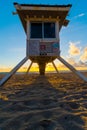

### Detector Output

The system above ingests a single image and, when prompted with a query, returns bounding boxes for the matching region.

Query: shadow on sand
[0,74,86,130]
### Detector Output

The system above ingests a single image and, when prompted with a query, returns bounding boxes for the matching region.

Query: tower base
[38,63,46,75]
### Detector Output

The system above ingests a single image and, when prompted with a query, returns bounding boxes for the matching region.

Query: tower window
[44,23,55,38]
[30,22,55,39]
[31,23,42,38]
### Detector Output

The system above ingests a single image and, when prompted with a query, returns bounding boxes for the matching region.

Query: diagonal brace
[52,61,59,74]
[26,61,33,74]
[0,57,28,86]
[57,56,87,82]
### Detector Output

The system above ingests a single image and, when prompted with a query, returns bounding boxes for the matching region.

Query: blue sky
[0,0,87,71]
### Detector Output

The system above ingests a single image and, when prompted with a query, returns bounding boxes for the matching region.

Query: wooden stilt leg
[26,61,33,74]
[38,63,46,75]
[52,61,59,74]
[0,57,28,86]
[57,56,87,82]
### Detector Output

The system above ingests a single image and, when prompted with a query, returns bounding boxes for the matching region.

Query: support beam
[52,61,59,74]
[26,61,33,74]
[38,63,46,75]
[0,57,28,86]
[57,56,87,82]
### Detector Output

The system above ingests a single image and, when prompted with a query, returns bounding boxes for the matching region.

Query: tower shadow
[0,74,85,130]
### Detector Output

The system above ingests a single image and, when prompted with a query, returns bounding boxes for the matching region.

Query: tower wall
[26,20,60,60]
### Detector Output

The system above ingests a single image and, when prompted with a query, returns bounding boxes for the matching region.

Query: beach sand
[0,72,87,130]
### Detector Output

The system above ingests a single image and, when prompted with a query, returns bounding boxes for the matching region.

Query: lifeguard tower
[0,3,87,86]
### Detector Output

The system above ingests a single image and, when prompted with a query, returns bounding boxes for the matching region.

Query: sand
[0,72,87,130]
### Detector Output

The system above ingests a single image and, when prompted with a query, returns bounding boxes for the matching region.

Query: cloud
[80,47,87,62]
[61,57,87,71]
[68,41,81,56]
[78,60,87,67]
[74,13,85,19]
[67,57,77,65]
[78,13,85,17]
[0,66,11,72]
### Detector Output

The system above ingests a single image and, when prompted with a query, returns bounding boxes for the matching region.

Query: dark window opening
[30,22,55,38]
[30,23,42,38]
[44,23,55,38]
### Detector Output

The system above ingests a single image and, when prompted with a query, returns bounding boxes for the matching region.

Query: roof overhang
[14,3,72,32]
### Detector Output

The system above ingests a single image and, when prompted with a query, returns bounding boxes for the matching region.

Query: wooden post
[56,20,59,41]
[0,57,28,86]
[26,19,30,57]
[26,61,33,74]
[57,56,87,82]
[56,20,60,56]
[52,61,59,74]
[38,62,46,75]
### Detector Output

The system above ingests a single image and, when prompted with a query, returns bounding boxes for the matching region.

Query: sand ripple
[0,73,87,130]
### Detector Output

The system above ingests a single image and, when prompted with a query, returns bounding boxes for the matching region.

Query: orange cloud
[80,47,87,62]
[0,67,11,72]
[68,42,80,56]
[66,57,77,66]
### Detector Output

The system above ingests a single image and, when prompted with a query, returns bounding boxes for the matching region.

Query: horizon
[0,62,87,73]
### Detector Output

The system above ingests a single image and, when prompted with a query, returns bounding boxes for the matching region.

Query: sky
[0,0,87,72]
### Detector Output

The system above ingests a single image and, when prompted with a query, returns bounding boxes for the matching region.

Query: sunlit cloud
[78,60,87,67]
[80,47,87,62]
[0,67,11,72]
[66,57,77,66]
[63,41,87,71]
[68,41,81,56]
[61,57,87,71]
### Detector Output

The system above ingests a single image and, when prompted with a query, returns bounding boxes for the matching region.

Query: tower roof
[14,3,72,32]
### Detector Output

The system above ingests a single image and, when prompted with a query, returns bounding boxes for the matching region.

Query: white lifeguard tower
[0,3,87,86]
